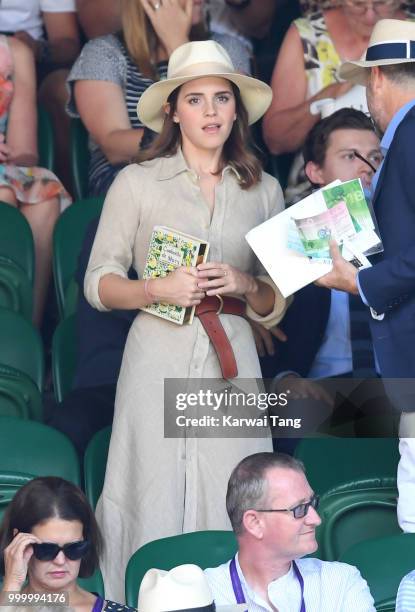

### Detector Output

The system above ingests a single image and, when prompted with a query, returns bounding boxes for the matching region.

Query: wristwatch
[225,0,251,10]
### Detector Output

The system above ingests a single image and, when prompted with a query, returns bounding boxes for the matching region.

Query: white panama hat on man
[137,40,272,132]
[137,564,245,612]
[340,18,415,85]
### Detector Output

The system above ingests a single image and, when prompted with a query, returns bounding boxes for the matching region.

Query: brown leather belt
[195,295,245,379]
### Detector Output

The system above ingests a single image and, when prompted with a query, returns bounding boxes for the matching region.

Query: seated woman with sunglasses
[0,477,135,611]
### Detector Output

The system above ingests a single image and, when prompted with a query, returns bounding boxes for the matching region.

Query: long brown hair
[137,82,263,189]
[121,0,208,80]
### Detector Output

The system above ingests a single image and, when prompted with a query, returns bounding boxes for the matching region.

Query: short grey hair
[379,62,415,85]
[226,453,305,536]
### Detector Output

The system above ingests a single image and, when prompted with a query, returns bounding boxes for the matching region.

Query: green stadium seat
[38,105,55,171]
[316,477,400,561]
[84,426,111,509]
[0,471,34,522]
[0,416,81,486]
[0,364,43,420]
[125,531,237,607]
[70,118,90,201]
[0,201,34,319]
[52,315,77,403]
[0,257,33,320]
[0,308,44,391]
[294,437,399,495]
[340,533,415,611]
[53,197,104,319]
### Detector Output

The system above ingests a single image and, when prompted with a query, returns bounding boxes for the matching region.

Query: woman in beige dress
[84,40,288,601]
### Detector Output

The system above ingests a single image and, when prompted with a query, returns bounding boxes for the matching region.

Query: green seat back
[0,257,33,320]
[70,118,90,201]
[340,533,415,611]
[316,477,400,561]
[0,202,34,283]
[38,105,54,171]
[78,570,105,597]
[84,426,111,509]
[0,416,80,485]
[125,531,237,607]
[295,437,400,495]
[0,308,44,391]
[53,197,104,319]
[0,364,43,421]
[52,315,77,403]
[0,471,34,522]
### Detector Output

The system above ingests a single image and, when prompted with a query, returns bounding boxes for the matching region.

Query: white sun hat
[137,564,246,612]
[137,40,272,132]
[340,18,415,85]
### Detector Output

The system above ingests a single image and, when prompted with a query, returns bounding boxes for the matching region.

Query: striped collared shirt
[205,554,375,612]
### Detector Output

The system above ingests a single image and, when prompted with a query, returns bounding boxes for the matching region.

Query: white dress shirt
[205,554,375,612]
[396,569,415,612]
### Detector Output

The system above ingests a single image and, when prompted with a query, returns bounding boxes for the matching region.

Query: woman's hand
[197,262,257,297]
[151,266,205,307]
[140,0,193,55]
[2,532,41,591]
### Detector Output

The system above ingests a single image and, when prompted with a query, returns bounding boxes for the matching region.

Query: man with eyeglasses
[205,452,375,611]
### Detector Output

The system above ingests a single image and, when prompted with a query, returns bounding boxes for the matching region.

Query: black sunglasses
[255,494,320,519]
[32,540,90,561]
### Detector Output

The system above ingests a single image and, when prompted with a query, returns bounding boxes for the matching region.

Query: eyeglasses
[255,494,320,519]
[344,0,399,16]
[32,540,90,561]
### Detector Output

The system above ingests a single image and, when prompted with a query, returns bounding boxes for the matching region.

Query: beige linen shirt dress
[84,149,288,602]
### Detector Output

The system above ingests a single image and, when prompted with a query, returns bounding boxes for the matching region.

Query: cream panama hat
[340,19,415,85]
[137,40,272,132]
[137,564,246,612]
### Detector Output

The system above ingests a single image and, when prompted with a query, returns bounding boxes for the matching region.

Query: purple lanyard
[229,556,306,612]
[92,596,104,612]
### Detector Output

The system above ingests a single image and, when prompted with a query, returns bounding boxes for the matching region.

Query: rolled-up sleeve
[84,165,140,311]
[246,275,293,329]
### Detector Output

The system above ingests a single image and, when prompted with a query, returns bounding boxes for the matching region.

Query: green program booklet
[291,178,382,264]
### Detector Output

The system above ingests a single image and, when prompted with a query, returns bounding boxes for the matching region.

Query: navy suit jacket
[359,105,415,378]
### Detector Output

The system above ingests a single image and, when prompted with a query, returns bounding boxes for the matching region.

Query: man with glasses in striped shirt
[205,452,375,611]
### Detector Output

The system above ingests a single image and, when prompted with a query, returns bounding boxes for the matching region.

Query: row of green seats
[0,418,405,610]
[0,107,54,320]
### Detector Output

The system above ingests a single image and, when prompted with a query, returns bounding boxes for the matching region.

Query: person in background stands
[0,0,80,192]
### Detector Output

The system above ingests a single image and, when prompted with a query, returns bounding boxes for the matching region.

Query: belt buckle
[216,295,224,315]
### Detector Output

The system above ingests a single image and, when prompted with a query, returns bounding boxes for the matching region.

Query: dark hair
[226,452,305,536]
[303,108,376,167]
[0,477,102,578]
[379,62,415,83]
[136,82,263,190]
